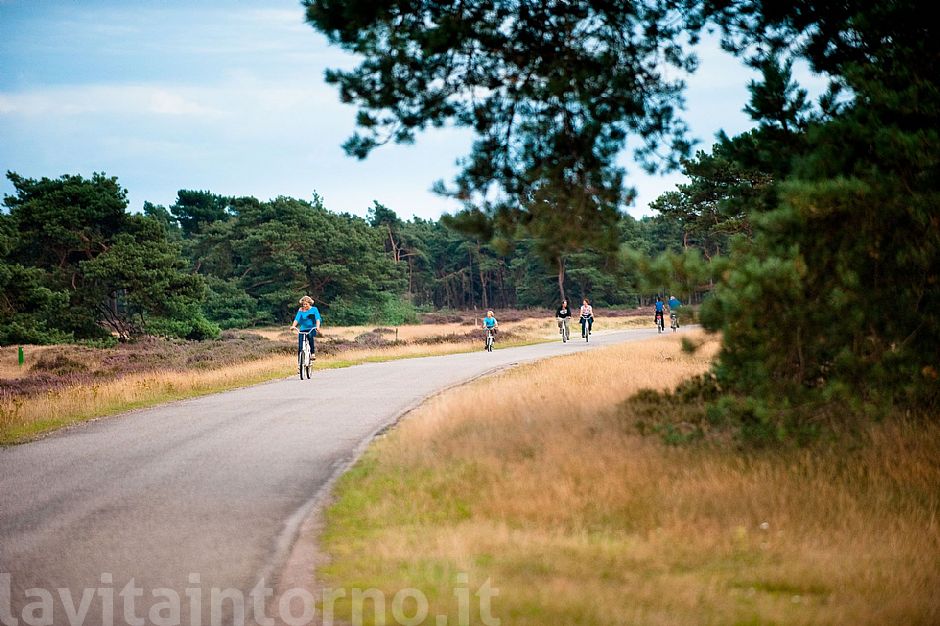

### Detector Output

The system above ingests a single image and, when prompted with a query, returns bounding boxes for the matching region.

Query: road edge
[260,327,672,624]
[258,361,521,625]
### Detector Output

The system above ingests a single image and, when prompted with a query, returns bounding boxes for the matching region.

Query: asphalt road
[0,327,661,625]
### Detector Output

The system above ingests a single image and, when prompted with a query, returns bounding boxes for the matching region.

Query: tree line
[0,173,710,345]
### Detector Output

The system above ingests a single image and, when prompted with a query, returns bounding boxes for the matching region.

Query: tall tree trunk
[467,250,475,310]
[407,257,414,296]
[557,256,567,303]
[477,243,488,310]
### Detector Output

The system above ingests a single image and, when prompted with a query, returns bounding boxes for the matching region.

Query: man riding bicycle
[668,295,681,329]
[290,295,321,357]
[556,299,572,339]
[654,296,665,331]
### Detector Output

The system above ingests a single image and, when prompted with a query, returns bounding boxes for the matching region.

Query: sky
[0,0,826,220]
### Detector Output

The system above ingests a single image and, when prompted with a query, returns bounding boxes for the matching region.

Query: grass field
[318,331,940,625]
[0,310,652,445]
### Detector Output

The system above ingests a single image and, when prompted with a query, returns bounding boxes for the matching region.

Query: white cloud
[0,84,227,118]
[0,76,348,122]
[147,89,220,116]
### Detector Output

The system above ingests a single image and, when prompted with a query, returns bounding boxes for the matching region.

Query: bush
[327,293,419,326]
[30,353,89,375]
[375,294,419,325]
[202,276,266,329]
[326,296,372,326]
[145,313,221,341]
[0,320,73,346]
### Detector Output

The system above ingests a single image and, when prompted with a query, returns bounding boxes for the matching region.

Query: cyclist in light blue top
[482,310,498,348]
[482,310,498,331]
[290,295,321,357]
[668,295,681,328]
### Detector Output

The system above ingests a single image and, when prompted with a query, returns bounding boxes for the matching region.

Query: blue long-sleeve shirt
[293,307,321,331]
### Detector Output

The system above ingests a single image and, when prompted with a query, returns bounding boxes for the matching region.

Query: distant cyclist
[579,298,594,338]
[668,295,682,328]
[556,299,572,336]
[654,296,665,331]
[290,295,321,358]
[482,310,499,349]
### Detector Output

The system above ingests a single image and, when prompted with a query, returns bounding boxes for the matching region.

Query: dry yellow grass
[247,314,652,343]
[0,345,57,379]
[247,322,477,342]
[320,332,940,625]
[0,355,294,444]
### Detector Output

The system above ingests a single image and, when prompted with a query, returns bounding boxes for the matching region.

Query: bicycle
[557,317,570,343]
[670,312,679,332]
[296,329,315,379]
[580,316,592,342]
[655,311,665,334]
[484,327,496,352]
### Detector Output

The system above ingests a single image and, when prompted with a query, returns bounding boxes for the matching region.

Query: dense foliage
[306,0,939,436]
[1,173,693,343]
[696,0,940,431]
[0,173,214,344]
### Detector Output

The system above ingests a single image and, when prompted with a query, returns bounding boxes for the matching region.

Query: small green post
[18,346,24,366]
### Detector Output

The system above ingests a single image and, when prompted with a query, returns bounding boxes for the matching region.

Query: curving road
[0,328,661,625]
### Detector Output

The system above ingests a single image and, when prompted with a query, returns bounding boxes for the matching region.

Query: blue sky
[0,0,825,220]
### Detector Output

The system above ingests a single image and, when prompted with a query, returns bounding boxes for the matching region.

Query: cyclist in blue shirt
[290,295,321,357]
[654,296,665,328]
[668,295,681,328]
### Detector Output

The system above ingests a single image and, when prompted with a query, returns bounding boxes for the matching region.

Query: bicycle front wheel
[300,337,312,379]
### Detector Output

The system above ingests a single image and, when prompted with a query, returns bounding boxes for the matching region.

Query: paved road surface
[0,328,662,625]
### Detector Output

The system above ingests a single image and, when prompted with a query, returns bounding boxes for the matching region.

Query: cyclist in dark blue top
[654,296,665,327]
[290,295,321,356]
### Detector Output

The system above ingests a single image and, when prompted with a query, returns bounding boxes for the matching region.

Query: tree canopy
[304,0,703,248]
[1,172,215,342]
[306,0,940,435]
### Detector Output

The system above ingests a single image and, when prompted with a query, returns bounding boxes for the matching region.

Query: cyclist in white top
[579,298,594,338]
